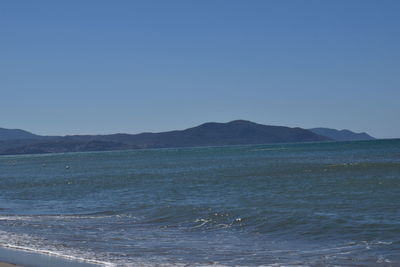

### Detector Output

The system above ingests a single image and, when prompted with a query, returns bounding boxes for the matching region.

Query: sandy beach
[0,262,22,267]
[0,246,100,267]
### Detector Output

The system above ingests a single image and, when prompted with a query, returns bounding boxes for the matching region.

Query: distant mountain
[0,120,331,155]
[309,128,375,141]
[0,128,41,141]
[96,120,331,148]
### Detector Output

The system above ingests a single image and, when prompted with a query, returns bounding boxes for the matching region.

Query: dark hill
[0,128,41,141]
[67,120,331,148]
[0,120,332,155]
[309,128,375,141]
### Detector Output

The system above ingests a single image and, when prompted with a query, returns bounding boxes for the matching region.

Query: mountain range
[0,120,375,155]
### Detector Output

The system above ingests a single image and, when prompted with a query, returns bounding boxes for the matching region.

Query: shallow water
[0,139,399,266]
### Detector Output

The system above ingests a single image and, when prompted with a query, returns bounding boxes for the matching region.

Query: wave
[0,229,237,267]
[250,148,288,152]
[0,230,114,266]
[0,210,143,222]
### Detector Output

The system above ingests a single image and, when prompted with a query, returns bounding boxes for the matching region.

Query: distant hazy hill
[309,128,375,141]
[0,128,41,141]
[0,120,331,155]
[95,120,331,148]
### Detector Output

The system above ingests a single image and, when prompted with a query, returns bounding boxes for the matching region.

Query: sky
[1,0,399,138]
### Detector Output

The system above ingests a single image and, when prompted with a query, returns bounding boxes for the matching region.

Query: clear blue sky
[1,0,399,138]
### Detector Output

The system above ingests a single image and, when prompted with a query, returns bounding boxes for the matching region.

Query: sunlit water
[1,139,399,266]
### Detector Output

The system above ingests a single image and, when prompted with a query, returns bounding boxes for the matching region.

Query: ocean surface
[0,139,399,266]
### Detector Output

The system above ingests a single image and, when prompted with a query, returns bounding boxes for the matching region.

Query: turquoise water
[0,139,399,266]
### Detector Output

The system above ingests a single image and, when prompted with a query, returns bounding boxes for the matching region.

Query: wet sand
[0,247,100,267]
[0,262,22,267]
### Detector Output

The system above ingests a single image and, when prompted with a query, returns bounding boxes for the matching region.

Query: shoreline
[0,247,102,267]
[0,262,22,267]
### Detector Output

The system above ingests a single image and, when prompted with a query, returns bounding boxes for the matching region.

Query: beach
[0,262,21,267]
[0,247,100,267]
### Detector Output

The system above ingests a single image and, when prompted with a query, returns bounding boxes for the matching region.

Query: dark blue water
[0,140,399,266]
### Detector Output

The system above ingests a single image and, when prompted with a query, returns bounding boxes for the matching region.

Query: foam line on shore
[0,244,114,267]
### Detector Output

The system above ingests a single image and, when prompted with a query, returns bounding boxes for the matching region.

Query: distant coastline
[0,120,374,156]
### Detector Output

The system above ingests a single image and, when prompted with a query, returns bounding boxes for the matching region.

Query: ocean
[0,139,399,266]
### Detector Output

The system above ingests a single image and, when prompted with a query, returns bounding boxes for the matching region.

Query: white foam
[0,230,114,266]
[1,244,115,266]
[0,213,138,222]
[0,230,234,267]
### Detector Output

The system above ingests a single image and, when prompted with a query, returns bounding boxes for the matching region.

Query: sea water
[0,139,399,266]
